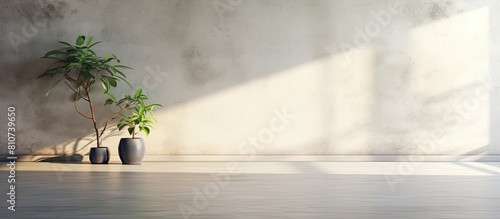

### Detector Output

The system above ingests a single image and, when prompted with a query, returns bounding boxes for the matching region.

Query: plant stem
[86,87,101,147]
[98,105,133,139]
[75,99,92,119]
[64,81,90,101]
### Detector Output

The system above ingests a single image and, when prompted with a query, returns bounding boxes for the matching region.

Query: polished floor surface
[1,161,500,218]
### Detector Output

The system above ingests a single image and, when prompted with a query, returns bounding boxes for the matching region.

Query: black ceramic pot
[89,147,110,164]
[118,138,145,165]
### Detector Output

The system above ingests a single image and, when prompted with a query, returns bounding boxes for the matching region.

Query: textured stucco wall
[1,0,500,156]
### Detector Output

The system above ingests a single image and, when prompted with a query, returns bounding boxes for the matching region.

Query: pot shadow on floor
[37,154,84,163]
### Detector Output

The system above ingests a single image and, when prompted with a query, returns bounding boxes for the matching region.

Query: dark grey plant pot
[118,138,145,165]
[89,147,110,164]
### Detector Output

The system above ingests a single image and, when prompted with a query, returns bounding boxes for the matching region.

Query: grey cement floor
[1,162,500,218]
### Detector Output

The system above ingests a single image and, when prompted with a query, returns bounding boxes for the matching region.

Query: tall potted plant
[109,89,161,165]
[38,35,134,164]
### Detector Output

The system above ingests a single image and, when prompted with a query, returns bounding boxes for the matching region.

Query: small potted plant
[109,89,161,165]
[38,35,134,164]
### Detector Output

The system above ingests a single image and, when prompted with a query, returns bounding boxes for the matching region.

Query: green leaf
[37,67,62,79]
[43,49,67,57]
[75,49,85,56]
[112,54,120,63]
[81,71,91,82]
[117,122,127,131]
[45,79,62,97]
[58,41,73,47]
[145,115,157,123]
[102,76,117,87]
[75,85,82,101]
[68,63,82,69]
[114,65,133,70]
[142,127,150,136]
[127,127,135,135]
[76,36,85,46]
[117,97,128,105]
[149,103,163,110]
[104,68,115,77]
[100,78,110,93]
[104,99,114,105]
[115,75,132,88]
[106,92,116,101]
[115,70,126,78]
[134,89,143,99]
[108,65,118,74]
[66,47,77,52]
[40,56,66,62]
[104,51,109,59]
[109,78,117,87]
[85,36,93,47]
[88,41,101,48]
[87,49,96,55]
[81,62,92,70]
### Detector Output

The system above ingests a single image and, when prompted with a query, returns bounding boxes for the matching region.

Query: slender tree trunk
[86,88,101,147]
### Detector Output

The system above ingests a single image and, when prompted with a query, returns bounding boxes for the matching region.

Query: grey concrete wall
[1,0,500,157]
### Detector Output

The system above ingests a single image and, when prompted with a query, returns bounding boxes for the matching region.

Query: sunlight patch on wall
[324,46,375,154]
[151,46,375,155]
[408,7,490,154]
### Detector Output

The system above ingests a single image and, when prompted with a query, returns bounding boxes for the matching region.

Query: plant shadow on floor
[37,154,84,163]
